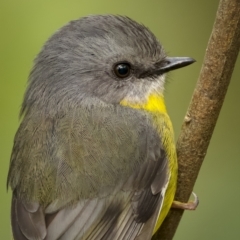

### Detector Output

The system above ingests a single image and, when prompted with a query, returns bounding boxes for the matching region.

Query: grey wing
[8,103,169,240]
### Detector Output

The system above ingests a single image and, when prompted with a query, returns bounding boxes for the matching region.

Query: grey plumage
[21,15,166,114]
[8,15,171,240]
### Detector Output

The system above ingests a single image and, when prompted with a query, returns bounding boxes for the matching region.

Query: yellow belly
[120,93,178,233]
[149,109,178,233]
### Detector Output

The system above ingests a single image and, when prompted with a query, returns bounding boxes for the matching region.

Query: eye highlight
[114,63,131,78]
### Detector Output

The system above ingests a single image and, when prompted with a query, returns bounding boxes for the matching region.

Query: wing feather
[12,194,47,240]
[9,103,170,240]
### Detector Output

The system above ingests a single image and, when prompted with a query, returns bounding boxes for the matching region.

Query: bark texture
[153,0,240,239]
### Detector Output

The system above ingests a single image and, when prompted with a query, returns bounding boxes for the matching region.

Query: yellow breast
[120,93,178,233]
[120,94,167,113]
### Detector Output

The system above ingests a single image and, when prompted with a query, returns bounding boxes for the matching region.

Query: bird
[7,15,196,240]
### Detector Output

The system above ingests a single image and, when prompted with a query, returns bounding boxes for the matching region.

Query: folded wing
[8,102,169,240]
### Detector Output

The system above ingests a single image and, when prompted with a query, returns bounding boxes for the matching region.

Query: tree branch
[153,0,240,239]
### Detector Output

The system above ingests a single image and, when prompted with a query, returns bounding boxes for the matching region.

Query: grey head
[21,15,194,115]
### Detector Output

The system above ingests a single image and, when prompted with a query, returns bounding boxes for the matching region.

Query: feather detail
[12,194,46,240]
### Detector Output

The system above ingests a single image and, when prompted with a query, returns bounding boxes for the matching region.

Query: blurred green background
[0,0,239,239]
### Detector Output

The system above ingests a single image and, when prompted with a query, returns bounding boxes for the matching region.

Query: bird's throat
[120,93,167,114]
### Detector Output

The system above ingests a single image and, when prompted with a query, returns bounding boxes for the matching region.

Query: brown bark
[153,0,240,239]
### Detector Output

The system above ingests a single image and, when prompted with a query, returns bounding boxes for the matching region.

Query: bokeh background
[0,0,239,239]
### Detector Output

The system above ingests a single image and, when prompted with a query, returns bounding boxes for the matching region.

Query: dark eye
[114,63,131,78]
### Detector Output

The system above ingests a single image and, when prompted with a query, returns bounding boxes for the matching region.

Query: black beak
[155,57,195,75]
